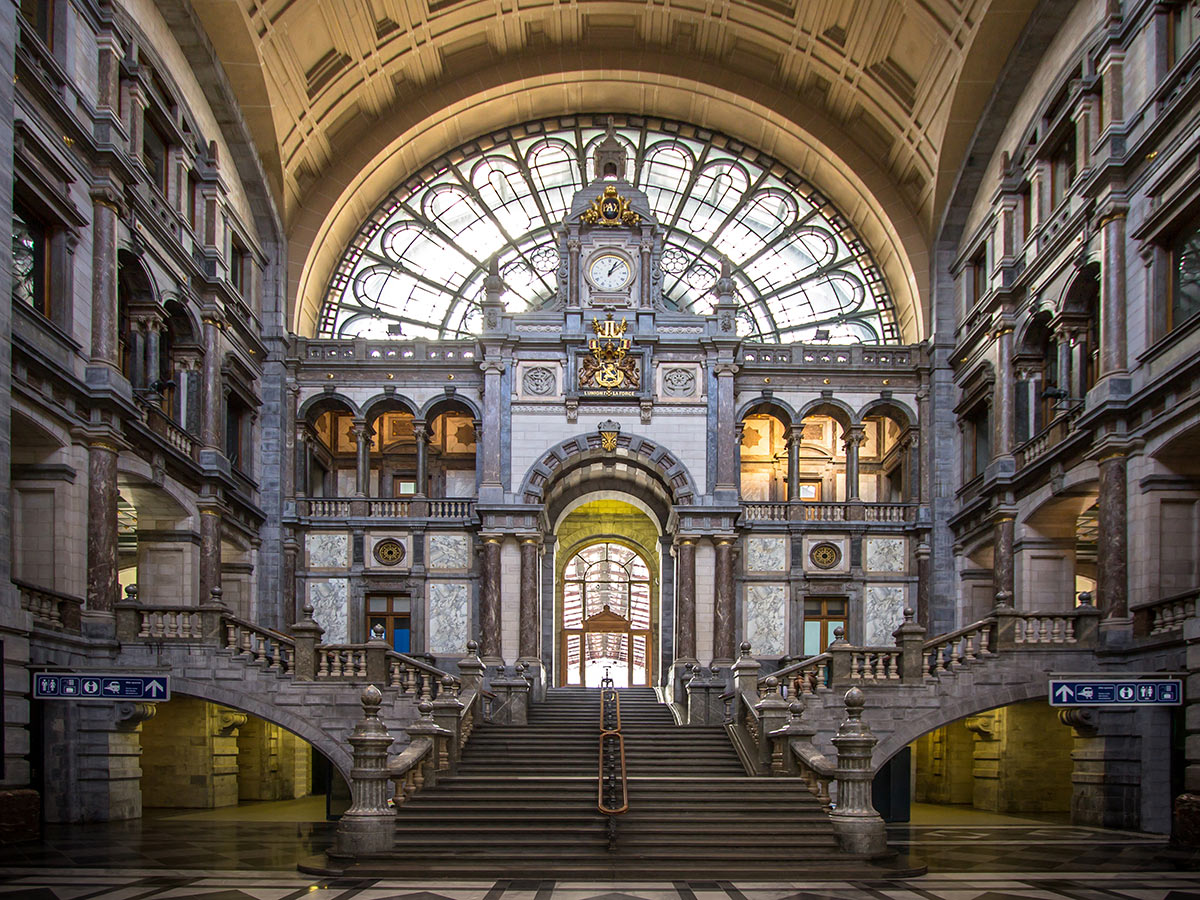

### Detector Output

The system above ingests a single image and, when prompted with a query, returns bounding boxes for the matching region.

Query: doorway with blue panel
[367,593,411,653]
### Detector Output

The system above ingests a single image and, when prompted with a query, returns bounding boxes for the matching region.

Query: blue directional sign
[34,673,170,701]
[1049,678,1181,707]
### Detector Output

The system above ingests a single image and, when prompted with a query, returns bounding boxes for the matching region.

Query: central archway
[554,499,661,688]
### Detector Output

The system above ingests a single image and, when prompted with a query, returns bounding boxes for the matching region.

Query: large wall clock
[587,253,633,292]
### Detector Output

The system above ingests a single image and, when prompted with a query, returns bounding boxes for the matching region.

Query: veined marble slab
[429,582,470,654]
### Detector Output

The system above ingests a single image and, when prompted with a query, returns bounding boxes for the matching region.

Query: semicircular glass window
[321,116,897,344]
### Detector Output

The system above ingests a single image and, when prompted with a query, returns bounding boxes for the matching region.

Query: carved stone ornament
[809,542,842,570]
[662,367,696,397]
[598,419,621,452]
[580,184,641,227]
[373,538,406,566]
[522,366,555,396]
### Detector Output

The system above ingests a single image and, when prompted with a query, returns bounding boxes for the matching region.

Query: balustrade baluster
[964,633,977,662]
[318,651,330,678]
[420,672,433,701]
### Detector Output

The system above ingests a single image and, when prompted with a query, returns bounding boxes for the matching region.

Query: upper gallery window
[143,118,170,195]
[1172,221,1200,330]
[321,116,898,344]
[1171,1,1200,67]
[18,0,52,48]
[13,204,50,318]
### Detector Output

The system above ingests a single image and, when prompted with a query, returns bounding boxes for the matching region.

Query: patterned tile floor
[1,812,1198,900]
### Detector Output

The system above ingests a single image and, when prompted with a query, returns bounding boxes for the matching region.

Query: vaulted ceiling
[188,0,1040,337]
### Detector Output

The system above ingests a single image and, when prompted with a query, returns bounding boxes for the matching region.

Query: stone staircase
[344,686,912,879]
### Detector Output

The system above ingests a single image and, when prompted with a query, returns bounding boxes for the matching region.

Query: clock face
[588,254,632,291]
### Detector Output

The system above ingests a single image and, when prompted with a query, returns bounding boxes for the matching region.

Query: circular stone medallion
[809,542,841,570]
[373,538,406,566]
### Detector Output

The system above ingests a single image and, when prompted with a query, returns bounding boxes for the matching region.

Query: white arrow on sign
[146,680,165,698]
[1054,684,1074,702]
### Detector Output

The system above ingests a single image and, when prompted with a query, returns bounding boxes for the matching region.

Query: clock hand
[607,261,621,277]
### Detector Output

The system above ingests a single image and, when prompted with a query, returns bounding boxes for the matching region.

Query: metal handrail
[598,687,628,848]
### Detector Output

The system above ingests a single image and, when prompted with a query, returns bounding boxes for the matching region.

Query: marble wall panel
[308,579,348,643]
[864,585,905,646]
[745,536,787,573]
[745,583,787,656]
[428,582,470,654]
[428,534,470,570]
[306,533,348,569]
[865,538,906,573]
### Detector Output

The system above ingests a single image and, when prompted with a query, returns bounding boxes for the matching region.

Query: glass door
[367,594,411,653]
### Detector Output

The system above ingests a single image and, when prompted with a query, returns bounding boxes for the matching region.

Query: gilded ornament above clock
[580,184,641,227]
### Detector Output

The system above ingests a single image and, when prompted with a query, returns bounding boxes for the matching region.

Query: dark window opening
[1171,222,1200,331]
[19,0,52,48]
[143,119,170,195]
[13,204,49,318]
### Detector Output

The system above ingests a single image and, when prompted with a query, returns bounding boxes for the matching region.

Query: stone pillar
[1099,209,1128,377]
[713,537,735,663]
[284,385,299,499]
[352,422,370,497]
[844,424,865,501]
[479,361,504,502]
[1097,450,1129,624]
[129,321,146,389]
[1061,708,1142,830]
[413,419,428,497]
[90,188,122,369]
[145,319,163,390]
[201,313,223,450]
[992,515,1015,605]
[480,535,503,662]
[917,385,932,504]
[830,688,888,855]
[713,363,739,501]
[518,537,540,661]
[198,501,222,606]
[335,685,395,855]
[786,425,801,500]
[675,537,697,663]
[1056,327,1073,400]
[915,541,932,631]
[86,440,120,616]
[993,323,1015,458]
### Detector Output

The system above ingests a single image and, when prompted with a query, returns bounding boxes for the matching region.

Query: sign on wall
[1048,678,1181,707]
[33,672,170,701]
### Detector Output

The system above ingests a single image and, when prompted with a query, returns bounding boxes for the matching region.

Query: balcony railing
[299,497,477,520]
[1014,407,1082,470]
[1134,588,1198,638]
[15,579,83,632]
[740,501,917,523]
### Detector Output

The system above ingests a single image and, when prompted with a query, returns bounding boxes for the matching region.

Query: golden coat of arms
[580,185,641,227]
[579,314,640,391]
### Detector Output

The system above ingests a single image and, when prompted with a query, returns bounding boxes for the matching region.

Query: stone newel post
[335,685,396,854]
[829,687,888,856]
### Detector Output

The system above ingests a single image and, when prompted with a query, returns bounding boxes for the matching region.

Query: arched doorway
[560,541,653,687]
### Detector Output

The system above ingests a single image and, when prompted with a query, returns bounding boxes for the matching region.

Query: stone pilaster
[992,515,1015,606]
[843,424,865,501]
[86,440,120,617]
[675,537,697,663]
[1061,708,1142,830]
[413,419,428,496]
[198,501,222,605]
[480,535,503,662]
[1099,208,1128,378]
[201,311,223,450]
[713,363,739,501]
[352,421,370,497]
[993,322,1015,458]
[1097,450,1129,624]
[786,425,801,500]
[518,536,540,661]
[713,537,735,663]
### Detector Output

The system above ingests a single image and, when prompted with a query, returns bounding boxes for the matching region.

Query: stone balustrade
[299,496,476,521]
[1134,589,1198,638]
[15,579,84,632]
[1014,407,1083,469]
[738,344,916,368]
[142,404,198,461]
[740,501,918,524]
[299,337,478,363]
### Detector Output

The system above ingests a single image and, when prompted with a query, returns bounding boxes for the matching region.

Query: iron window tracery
[321,116,898,344]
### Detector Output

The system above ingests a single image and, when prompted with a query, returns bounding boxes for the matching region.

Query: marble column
[714,363,739,500]
[352,422,370,497]
[413,420,428,497]
[1099,210,1128,377]
[284,386,299,499]
[675,537,697,662]
[992,515,1015,605]
[567,236,581,307]
[480,536,503,661]
[198,502,222,604]
[479,361,504,502]
[90,189,121,368]
[994,324,1015,457]
[713,538,735,662]
[201,313,222,450]
[518,537,540,660]
[917,387,931,504]
[86,441,120,614]
[1097,451,1128,620]
[915,541,932,630]
[145,319,163,389]
[786,426,801,500]
[129,322,146,389]
[1056,328,1073,400]
[844,424,865,501]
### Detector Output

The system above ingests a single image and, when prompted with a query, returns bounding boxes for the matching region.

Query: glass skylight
[321,116,898,344]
